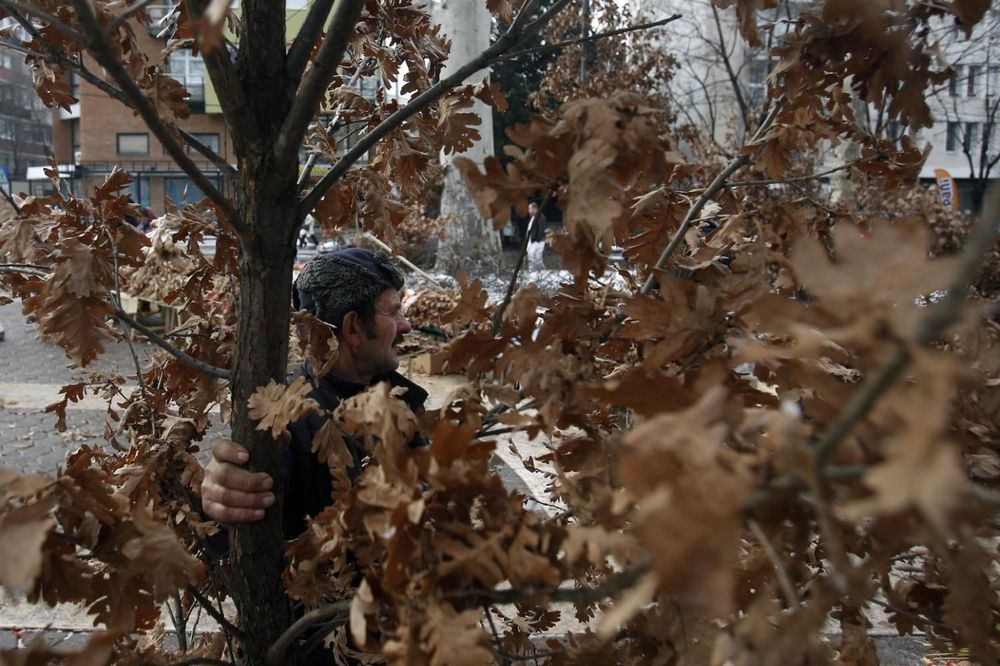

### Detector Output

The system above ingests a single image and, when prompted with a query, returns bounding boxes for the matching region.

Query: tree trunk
[229,169,299,665]
[430,0,500,274]
[435,163,503,274]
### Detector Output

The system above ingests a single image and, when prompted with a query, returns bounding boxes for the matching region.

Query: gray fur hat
[293,248,404,327]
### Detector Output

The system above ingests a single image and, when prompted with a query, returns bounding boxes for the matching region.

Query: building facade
[48,5,232,211]
[0,41,53,192]
[633,0,999,211]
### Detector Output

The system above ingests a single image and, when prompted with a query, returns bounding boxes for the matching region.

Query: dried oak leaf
[248,376,322,438]
[442,272,491,326]
[121,508,206,599]
[565,138,621,244]
[436,93,482,156]
[0,499,55,595]
[419,601,493,666]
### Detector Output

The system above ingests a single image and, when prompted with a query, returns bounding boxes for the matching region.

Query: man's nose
[397,316,412,334]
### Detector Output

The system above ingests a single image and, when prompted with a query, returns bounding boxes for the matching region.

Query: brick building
[49,6,232,211]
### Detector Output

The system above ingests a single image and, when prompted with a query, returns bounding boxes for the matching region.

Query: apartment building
[0,41,53,191]
[633,0,999,211]
[47,4,232,211]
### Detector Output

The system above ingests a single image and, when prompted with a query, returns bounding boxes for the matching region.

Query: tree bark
[229,164,299,665]
[429,0,500,275]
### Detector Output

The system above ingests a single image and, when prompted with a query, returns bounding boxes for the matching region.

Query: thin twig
[361,232,446,290]
[142,657,232,666]
[188,585,246,640]
[0,263,49,277]
[267,600,350,665]
[748,519,798,608]
[496,14,683,63]
[0,181,22,214]
[0,0,87,43]
[115,307,231,380]
[179,129,237,178]
[172,593,189,652]
[492,193,551,334]
[639,101,782,295]
[448,558,651,607]
[483,605,512,666]
[813,184,1000,471]
[726,162,857,188]
[103,224,156,438]
[107,0,158,32]
[300,0,576,217]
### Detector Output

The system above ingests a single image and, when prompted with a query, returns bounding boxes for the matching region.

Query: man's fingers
[211,438,250,465]
[202,481,275,511]
[202,498,266,524]
[209,461,273,493]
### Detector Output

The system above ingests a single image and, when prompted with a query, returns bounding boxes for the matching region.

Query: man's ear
[340,311,363,347]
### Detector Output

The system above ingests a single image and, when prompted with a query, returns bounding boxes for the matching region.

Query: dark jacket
[283,367,428,539]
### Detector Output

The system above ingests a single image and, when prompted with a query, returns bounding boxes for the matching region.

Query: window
[946,122,960,151]
[117,133,149,155]
[165,175,221,205]
[166,49,206,111]
[968,65,981,97]
[0,121,14,140]
[950,65,963,97]
[964,122,979,152]
[749,58,771,86]
[0,54,12,69]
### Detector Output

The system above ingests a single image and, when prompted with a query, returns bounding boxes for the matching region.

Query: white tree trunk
[429,0,500,274]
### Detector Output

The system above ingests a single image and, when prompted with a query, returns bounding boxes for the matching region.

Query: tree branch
[813,184,1000,471]
[114,307,231,380]
[267,600,349,665]
[748,519,798,608]
[69,0,239,226]
[286,0,336,84]
[710,2,750,133]
[0,181,22,214]
[0,0,86,44]
[639,101,781,295]
[492,192,552,334]
[274,0,365,170]
[184,0,256,159]
[726,162,856,188]
[0,263,49,277]
[187,585,246,640]
[299,0,576,218]
[452,558,651,607]
[179,128,237,178]
[107,0,158,33]
[495,14,682,64]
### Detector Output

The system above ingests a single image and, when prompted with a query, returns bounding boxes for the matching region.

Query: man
[526,200,546,243]
[201,248,427,535]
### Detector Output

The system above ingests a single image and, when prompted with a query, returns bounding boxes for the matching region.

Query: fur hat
[293,248,404,327]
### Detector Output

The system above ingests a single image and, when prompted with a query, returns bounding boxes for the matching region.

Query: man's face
[356,288,411,378]
[528,203,539,217]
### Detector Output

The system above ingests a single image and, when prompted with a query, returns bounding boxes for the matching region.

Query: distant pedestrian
[525,200,546,243]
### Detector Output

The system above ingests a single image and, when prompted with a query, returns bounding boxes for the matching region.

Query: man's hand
[201,439,275,523]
